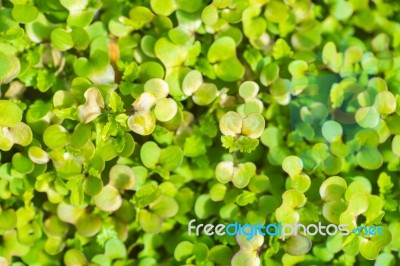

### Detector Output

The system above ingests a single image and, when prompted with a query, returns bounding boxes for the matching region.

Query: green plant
[0,0,400,265]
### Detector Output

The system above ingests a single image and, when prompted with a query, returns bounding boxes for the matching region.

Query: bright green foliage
[0,0,399,265]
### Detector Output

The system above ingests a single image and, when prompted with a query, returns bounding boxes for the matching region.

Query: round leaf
[0,100,22,127]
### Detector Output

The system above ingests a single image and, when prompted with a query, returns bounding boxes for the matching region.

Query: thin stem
[232,150,238,165]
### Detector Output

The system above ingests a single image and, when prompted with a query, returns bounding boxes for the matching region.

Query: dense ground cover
[0,0,400,265]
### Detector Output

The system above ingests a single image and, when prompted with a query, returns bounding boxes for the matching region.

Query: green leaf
[150,195,178,218]
[359,239,380,260]
[322,200,347,224]
[12,153,34,174]
[374,91,396,115]
[0,100,22,127]
[193,83,218,106]
[221,135,260,153]
[60,0,88,10]
[214,57,245,82]
[11,4,39,23]
[0,52,10,79]
[154,98,178,122]
[28,146,49,164]
[140,141,162,169]
[322,120,343,143]
[193,242,209,262]
[0,209,17,230]
[232,162,256,188]
[51,28,74,51]
[71,27,90,50]
[43,125,69,149]
[202,5,219,26]
[239,81,259,100]
[248,174,269,193]
[284,235,312,256]
[357,146,383,170]
[128,111,156,136]
[93,184,122,212]
[346,192,369,216]
[236,190,256,206]
[355,106,380,128]
[70,123,91,149]
[320,176,347,202]
[210,183,227,201]
[241,113,265,138]
[67,176,85,207]
[129,6,154,28]
[183,135,207,157]
[109,165,136,190]
[134,184,162,208]
[208,246,233,265]
[260,63,279,86]
[64,249,87,266]
[76,213,101,237]
[377,172,393,194]
[150,0,176,16]
[231,249,260,266]
[174,241,194,261]
[138,209,162,233]
[282,189,306,208]
[182,70,203,96]
[159,145,183,171]
[331,0,353,21]
[208,37,236,63]
[220,111,242,136]
[216,161,234,183]
[155,38,187,67]
[282,156,303,177]
[105,238,127,259]
[322,42,342,72]
[83,176,103,196]
[273,38,293,60]
[144,78,169,100]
